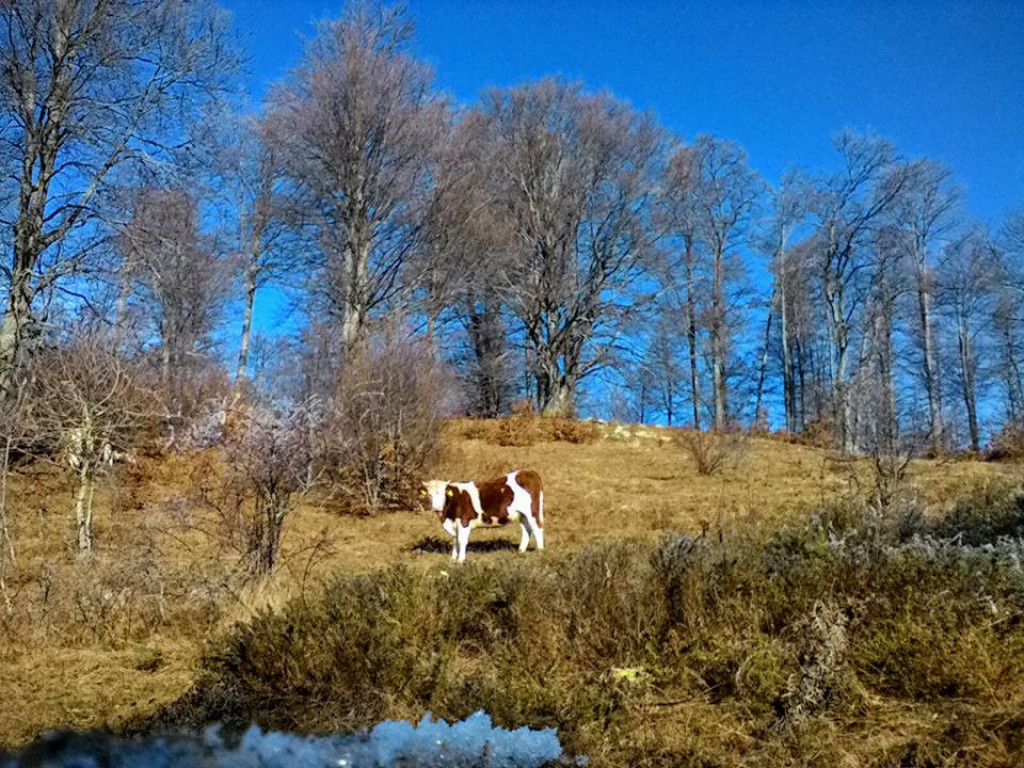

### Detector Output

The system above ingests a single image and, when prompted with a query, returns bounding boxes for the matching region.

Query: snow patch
[2,711,580,768]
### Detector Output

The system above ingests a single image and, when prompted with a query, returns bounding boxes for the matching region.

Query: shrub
[463,404,599,447]
[541,414,600,444]
[801,418,838,449]
[321,336,452,513]
[776,601,852,728]
[221,401,314,576]
[985,422,1024,462]
[675,429,747,476]
[494,406,540,447]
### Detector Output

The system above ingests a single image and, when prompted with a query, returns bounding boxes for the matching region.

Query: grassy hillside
[0,420,1020,763]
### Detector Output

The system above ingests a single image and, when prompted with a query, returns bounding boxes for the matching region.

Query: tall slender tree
[939,232,996,451]
[660,145,706,428]
[892,159,960,453]
[811,132,907,452]
[689,135,762,430]
[265,2,447,353]
[765,172,808,432]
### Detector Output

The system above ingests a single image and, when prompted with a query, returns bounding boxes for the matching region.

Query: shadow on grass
[409,535,520,555]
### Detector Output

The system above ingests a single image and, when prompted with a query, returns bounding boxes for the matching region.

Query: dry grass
[0,418,1019,752]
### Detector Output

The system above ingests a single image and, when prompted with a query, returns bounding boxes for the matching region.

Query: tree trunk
[236,260,258,385]
[638,376,646,424]
[916,270,944,453]
[341,197,370,353]
[711,244,727,430]
[827,307,847,449]
[536,346,575,416]
[160,321,172,392]
[541,375,575,417]
[795,337,806,431]
[754,289,775,427]
[957,314,980,452]
[836,325,853,453]
[683,240,702,430]
[0,434,14,612]
[341,266,365,353]
[112,268,134,351]
[779,246,795,432]
[1001,322,1024,423]
[466,295,507,417]
[0,270,34,402]
[874,305,899,454]
[0,113,58,403]
[827,282,854,451]
[75,463,95,553]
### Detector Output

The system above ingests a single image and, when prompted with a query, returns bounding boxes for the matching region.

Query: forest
[3,0,1022,464]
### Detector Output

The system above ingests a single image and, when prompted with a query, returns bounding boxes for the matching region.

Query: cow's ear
[446,486,454,498]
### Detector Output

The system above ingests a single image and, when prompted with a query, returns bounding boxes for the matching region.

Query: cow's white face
[422,479,449,513]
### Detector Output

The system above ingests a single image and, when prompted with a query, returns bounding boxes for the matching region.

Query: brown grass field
[1,419,1022,764]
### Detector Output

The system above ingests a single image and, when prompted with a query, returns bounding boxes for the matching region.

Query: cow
[421,470,544,563]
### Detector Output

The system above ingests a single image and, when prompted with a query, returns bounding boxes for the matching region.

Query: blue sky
[223,0,1023,227]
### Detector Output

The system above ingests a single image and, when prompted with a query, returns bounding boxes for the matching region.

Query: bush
[456,404,600,448]
[320,336,452,513]
[675,429,747,475]
[985,422,1024,462]
[494,406,540,446]
[220,401,314,576]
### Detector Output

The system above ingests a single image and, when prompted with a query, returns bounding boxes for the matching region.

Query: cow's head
[421,479,450,514]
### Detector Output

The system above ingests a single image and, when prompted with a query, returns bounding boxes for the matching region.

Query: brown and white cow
[422,470,544,563]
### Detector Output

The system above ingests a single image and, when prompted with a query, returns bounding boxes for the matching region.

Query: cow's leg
[518,511,543,552]
[519,521,531,553]
[532,518,544,551]
[456,523,471,563]
[450,532,459,561]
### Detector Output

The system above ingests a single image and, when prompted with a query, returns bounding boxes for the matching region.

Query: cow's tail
[537,489,544,528]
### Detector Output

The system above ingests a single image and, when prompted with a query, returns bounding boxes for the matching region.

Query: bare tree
[421,111,515,416]
[0,0,234,401]
[811,132,907,452]
[765,172,809,432]
[221,400,313,576]
[29,332,156,553]
[265,1,447,353]
[1001,208,1024,261]
[858,226,910,454]
[323,331,451,512]
[992,211,1024,423]
[0,376,27,610]
[224,118,293,390]
[120,188,228,417]
[477,78,664,415]
[688,135,762,429]
[891,159,960,453]
[938,231,997,451]
[645,305,687,425]
[660,144,705,428]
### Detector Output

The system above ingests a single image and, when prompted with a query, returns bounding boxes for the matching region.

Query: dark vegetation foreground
[145,483,1024,767]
